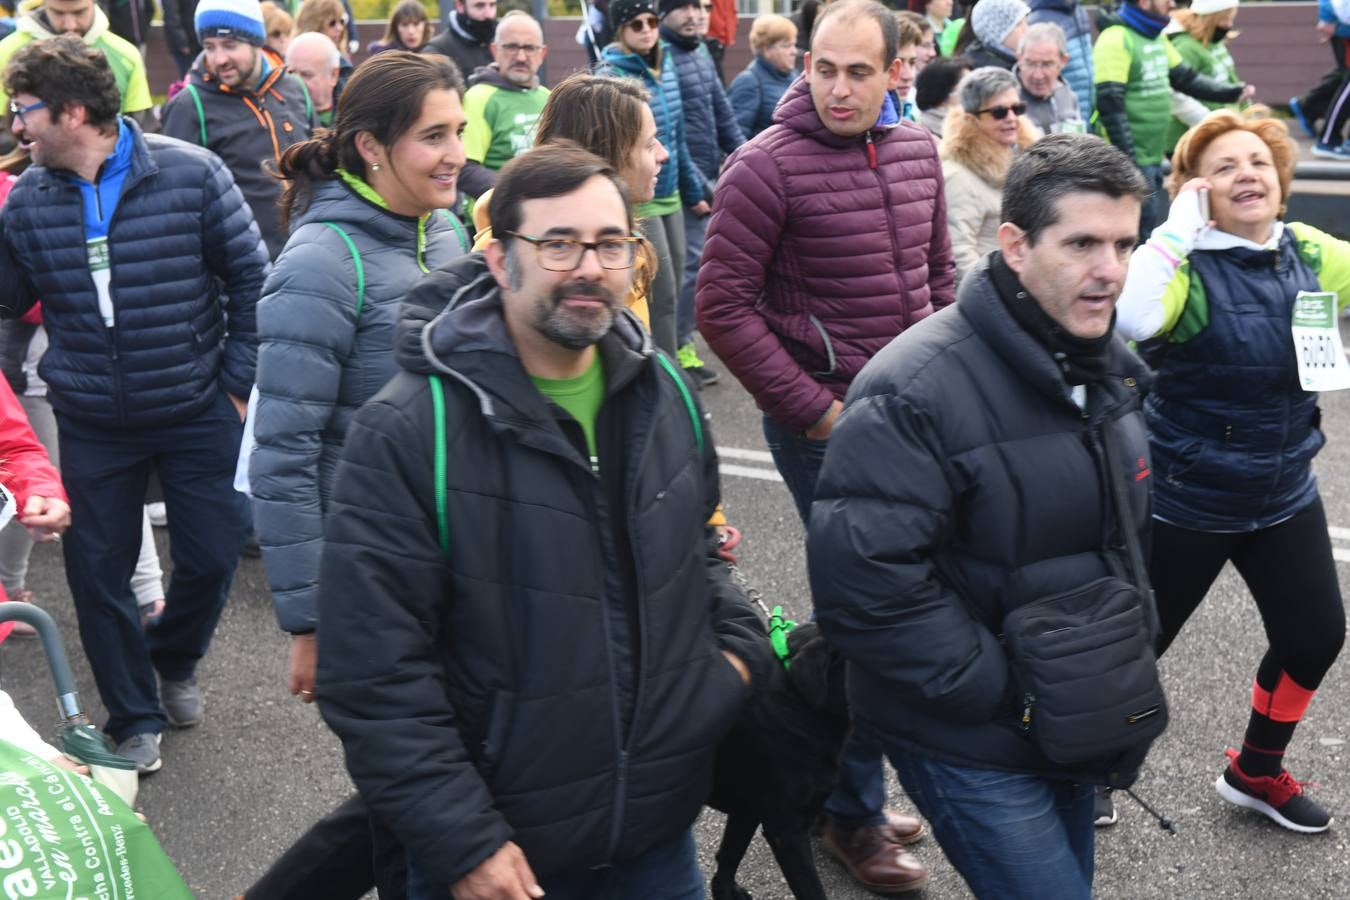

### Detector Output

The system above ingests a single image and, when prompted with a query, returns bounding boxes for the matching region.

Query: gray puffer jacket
[252,176,470,634]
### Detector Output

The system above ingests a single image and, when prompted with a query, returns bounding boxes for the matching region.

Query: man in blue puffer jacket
[1029,0,1094,119]
[0,37,267,775]
[660,0,743,386]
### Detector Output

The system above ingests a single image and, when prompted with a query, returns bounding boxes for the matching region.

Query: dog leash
[720,527,797,670]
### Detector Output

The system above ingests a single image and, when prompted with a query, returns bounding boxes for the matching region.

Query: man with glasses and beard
[459,11,550,203]
[316,142,769,900]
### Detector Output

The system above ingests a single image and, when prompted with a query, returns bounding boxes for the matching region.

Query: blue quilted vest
[1147,229,1325,531]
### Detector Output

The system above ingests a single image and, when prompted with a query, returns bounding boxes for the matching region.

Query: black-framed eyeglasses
[9,99,46,126]
[505,231,642,271]
[977,102,1027,120]
[498,42,543,55]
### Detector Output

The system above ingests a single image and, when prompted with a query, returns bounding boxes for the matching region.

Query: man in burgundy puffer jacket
[696,0,954,893]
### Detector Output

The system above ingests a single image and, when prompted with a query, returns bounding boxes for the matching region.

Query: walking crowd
[0,0,1346,896]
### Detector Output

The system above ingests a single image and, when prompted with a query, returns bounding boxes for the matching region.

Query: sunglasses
[977,102,1027,120]
[627,15,659,31]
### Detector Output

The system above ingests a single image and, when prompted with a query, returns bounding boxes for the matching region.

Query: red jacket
[696,78,955,432]
[0,375,64,639]
[707,0,737,47]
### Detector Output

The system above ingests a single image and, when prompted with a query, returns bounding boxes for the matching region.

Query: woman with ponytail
[239,50,471,900]
[252,50,471,706]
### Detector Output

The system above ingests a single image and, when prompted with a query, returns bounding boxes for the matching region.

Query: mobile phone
[1197,188,1210,224]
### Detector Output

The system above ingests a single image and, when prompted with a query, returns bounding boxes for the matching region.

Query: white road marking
[719,463,783,482]
[717,446,775,464]
[1329,526,1350,542]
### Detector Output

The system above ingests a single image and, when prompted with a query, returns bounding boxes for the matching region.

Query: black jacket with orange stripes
[161,47,314,259]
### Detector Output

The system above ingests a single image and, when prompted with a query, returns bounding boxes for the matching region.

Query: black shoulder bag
[1001,409,1168,774]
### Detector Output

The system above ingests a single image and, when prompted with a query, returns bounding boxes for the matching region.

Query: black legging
[1151,496,1345,692]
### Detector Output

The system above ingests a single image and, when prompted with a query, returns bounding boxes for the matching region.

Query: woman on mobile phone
[1116,107,1350,834]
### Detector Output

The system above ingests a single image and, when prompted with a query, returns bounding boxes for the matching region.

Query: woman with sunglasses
[940,66,1037,282]
[1115,107,1350,834]
[598,0,708,358]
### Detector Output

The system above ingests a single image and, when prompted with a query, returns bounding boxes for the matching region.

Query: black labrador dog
[707,622,851,900]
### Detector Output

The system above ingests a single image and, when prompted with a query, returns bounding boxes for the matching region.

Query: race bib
[1292,290,1350,391]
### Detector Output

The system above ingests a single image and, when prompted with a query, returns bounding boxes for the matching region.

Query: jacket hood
[291,176,426,244]
[940,110,1038,187]
[19,3,109,42]
[957,253,1149,407]
[466,63,537,91]
[772,77,893,148]
[1096,8,1125,31]
[399,253,652,422]
[600,41,664,81]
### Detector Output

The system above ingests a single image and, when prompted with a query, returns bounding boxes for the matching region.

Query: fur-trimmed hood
[939,109,1038,187]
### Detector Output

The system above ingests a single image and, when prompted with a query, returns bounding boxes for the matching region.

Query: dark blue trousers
[57,389,249,742]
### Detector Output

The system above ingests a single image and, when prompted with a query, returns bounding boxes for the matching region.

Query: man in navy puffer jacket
[0,37,266,775]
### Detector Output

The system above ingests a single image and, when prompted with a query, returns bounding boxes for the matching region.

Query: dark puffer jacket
[160,50,313,258]
[727,57,796,138]
[599,41,705,205]
[697,78,956,432]
[810,254,1156,784]
[0,118,265,428]
[252,177,469,635]
[661,28,744,185]
[317,255,771,887]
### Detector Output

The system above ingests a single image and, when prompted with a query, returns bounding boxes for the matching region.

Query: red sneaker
[1215,748,1332,833]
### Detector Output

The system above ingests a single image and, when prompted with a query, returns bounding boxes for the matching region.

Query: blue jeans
[406,831,704,900]
[1139,164,1167,240]
[761,415,829,526]
[678,208,709,349]
[885,741,1095,899]
[762,414,887,827]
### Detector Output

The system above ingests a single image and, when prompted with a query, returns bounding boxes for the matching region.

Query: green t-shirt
[462,81,551,173]
[316,106,335,128]
[1094,25,1182,166]
[531,352,606,469]
[1164,33,1238,153]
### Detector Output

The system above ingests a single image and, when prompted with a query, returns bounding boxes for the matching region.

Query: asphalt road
[6,329,1350,899]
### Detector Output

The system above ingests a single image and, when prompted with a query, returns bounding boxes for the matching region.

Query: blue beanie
[195,0,267,46]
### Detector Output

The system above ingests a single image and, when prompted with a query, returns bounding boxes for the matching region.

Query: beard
[533,279,620,351]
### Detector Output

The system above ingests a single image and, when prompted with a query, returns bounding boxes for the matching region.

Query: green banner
[0,739,192,900]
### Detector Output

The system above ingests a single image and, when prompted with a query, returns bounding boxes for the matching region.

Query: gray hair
[495,10,543,43]
[958,66,1019,114]
[1019,21,1067,56]
[286,30,341,69]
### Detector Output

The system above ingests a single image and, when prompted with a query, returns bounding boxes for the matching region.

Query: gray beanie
[972,0,1029,47]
